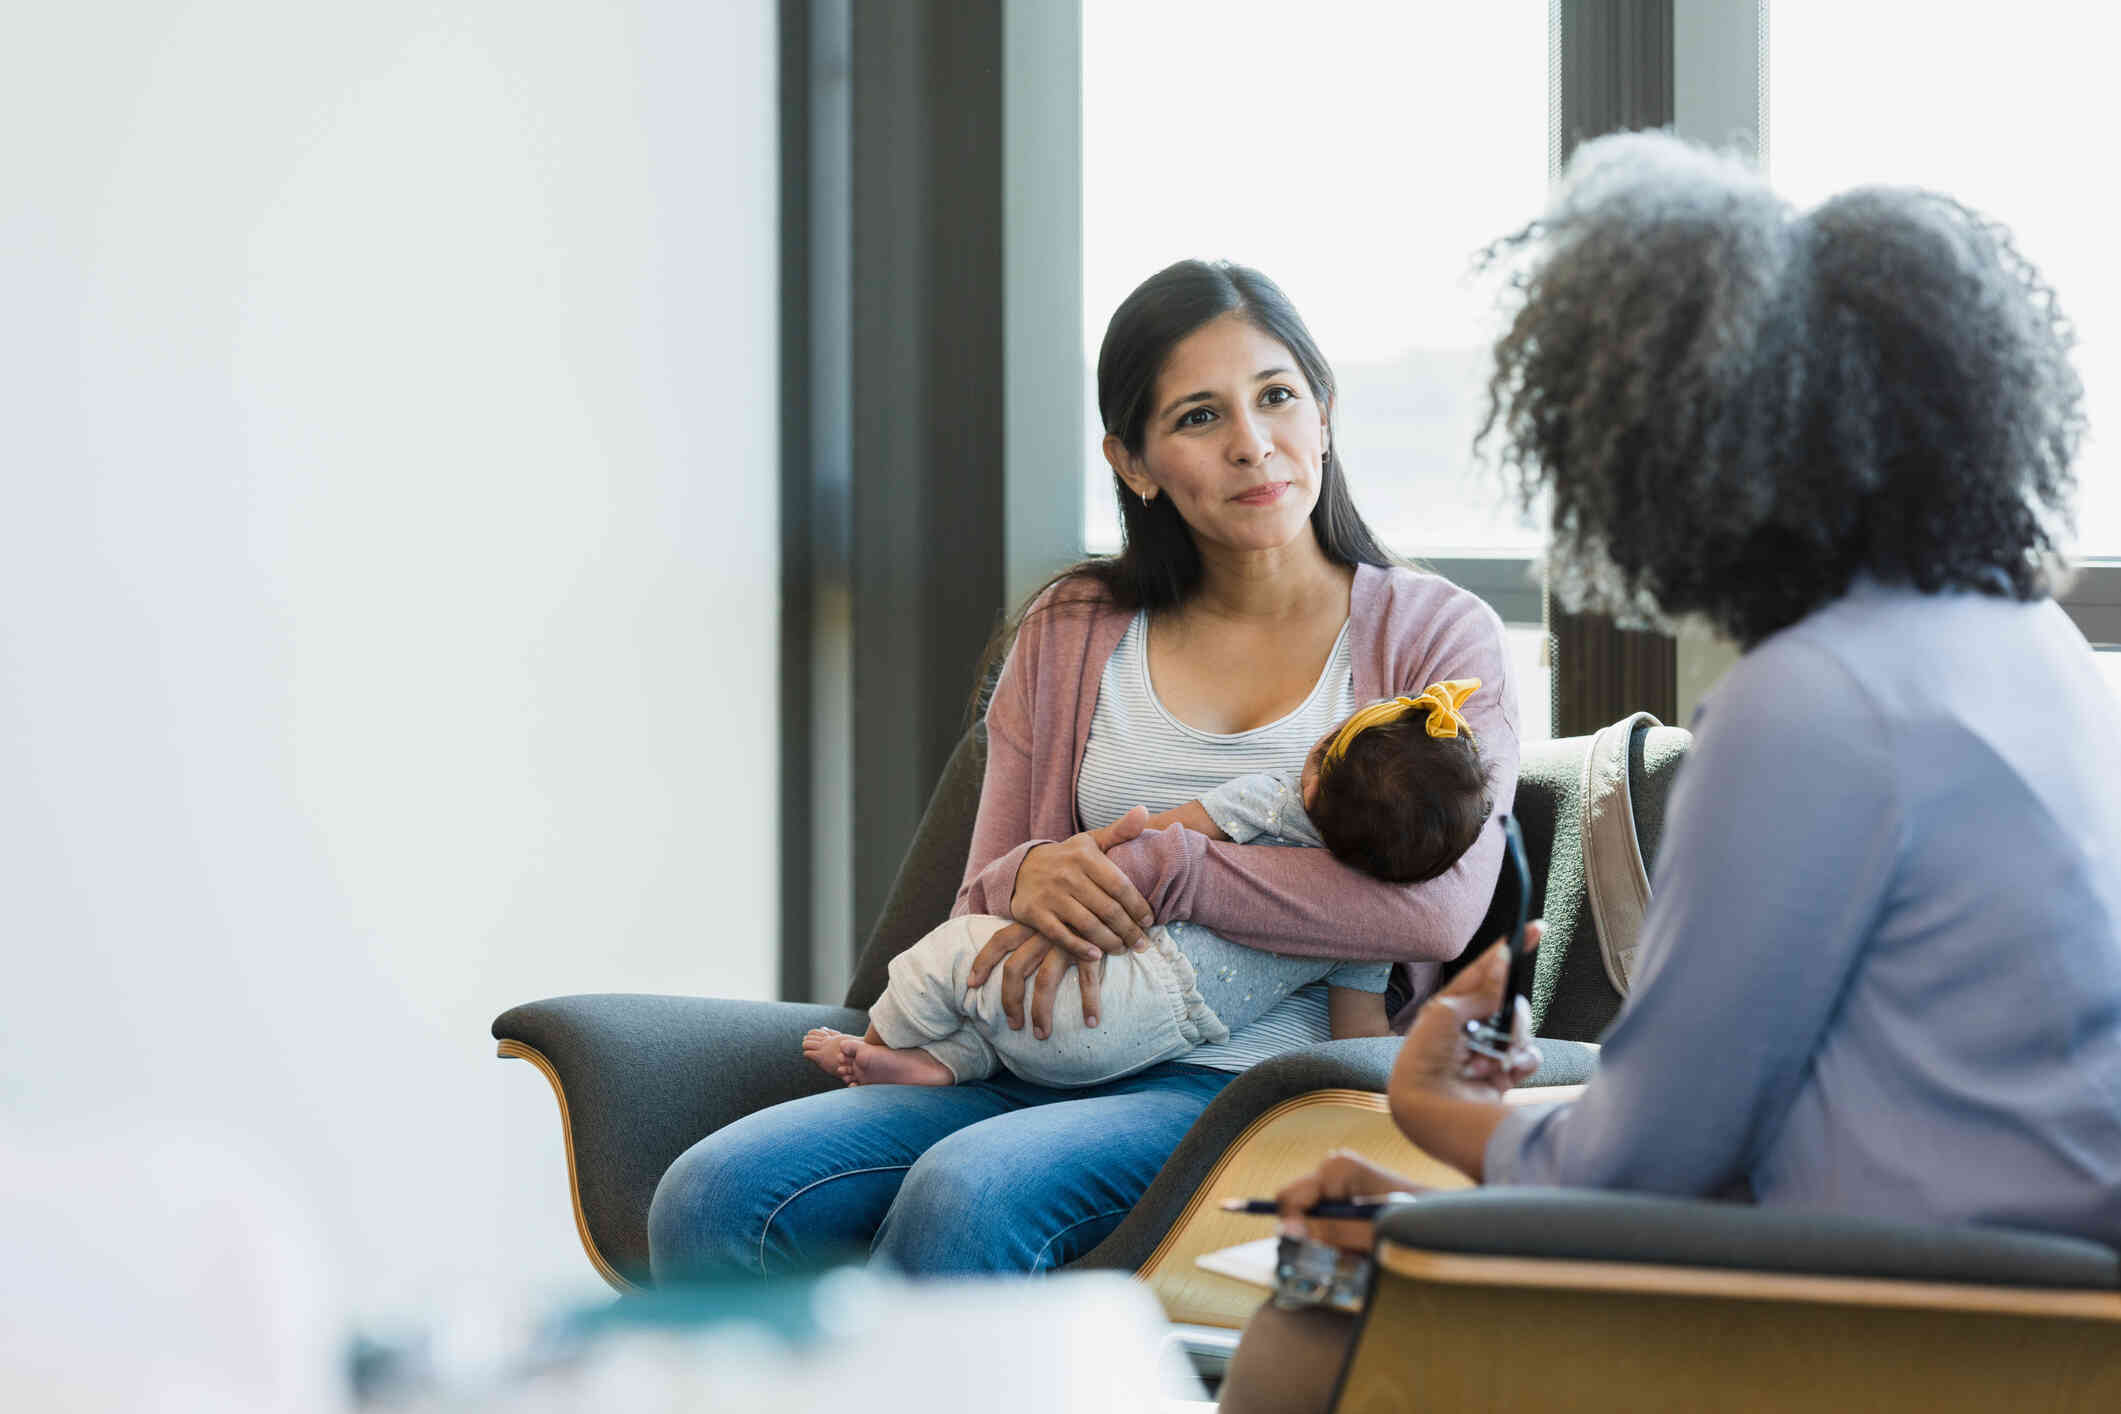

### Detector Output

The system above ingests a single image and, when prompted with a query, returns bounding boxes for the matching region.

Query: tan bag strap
[1580,711,1660,994]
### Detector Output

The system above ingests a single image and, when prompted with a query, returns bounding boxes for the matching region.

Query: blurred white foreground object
[0,1131,346,1413]
[518,1268,1204,1413]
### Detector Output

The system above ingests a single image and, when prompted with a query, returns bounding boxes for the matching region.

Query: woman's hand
[1273,1149,1427,1254]
[1272,930,1546,1254]
[1006,806,1157,957]
[968,808,1157,1038]
[962,922,1095,1040]
[1389,925,1544,1105]
[1384,925,1544,1180]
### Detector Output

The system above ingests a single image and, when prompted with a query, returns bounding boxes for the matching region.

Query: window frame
[777,0,2119,1000]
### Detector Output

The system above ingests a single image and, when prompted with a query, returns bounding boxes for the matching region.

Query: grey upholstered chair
[492,720,1690,1292]
[1332,1189,2121,1410]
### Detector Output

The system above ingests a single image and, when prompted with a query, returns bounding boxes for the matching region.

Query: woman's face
[1107,312,1329,557]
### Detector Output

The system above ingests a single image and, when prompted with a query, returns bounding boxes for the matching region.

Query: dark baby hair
[1309,717,1492,884]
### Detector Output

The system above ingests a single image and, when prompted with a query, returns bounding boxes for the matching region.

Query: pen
[1218,1193,1418,1218]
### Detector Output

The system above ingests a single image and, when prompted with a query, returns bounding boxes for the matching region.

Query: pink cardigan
[953,563,1522,1022]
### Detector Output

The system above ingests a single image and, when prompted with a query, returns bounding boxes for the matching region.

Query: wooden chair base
[1336,1243,2121,1413]
[1135,1089,1474,1328]
[497,1039,637,1294]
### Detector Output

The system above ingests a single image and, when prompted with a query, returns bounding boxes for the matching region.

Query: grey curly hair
[1476,132,2085,647]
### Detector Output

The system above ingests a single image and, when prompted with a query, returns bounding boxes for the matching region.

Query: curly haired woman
[1227,131,2121,1413]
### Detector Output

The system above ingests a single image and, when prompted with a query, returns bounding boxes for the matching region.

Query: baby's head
[1301,680,1493,884]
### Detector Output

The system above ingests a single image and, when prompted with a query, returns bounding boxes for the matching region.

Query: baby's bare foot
[840,1035,954,1087]
[802,1027,855,1081]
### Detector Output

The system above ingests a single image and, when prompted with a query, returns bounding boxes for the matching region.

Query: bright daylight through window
[1080,1,1549,559]
[1770,2,2116,558]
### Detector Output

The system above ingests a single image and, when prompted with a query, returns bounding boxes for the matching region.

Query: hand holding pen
[1220,1194,1419,1220]
[1256,1149,1433,1251]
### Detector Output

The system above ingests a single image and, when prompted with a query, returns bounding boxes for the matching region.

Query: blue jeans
[647,1062,1235,1280]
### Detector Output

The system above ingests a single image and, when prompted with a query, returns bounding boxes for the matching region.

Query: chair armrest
[1521,1038,1598,1086]
[1070,1034,1601,1276]
[1373,1188,2121,1291]
[1338,1190,2121,1411]
[1073,1039,1402,1273]
[492,994,867,1289]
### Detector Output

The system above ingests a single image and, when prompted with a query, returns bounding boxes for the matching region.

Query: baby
[802,679,1492,1089]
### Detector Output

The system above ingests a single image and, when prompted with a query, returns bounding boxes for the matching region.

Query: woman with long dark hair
[647,260,1520,1277]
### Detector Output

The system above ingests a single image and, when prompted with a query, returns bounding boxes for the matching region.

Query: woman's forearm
[953,712,1051,919]
[1104,817,1506,963]
[1388,1090,1511,1182]
[954,840,1043,918]
[953,638,1051,918]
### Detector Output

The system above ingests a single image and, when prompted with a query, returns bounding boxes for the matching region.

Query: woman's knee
[647,1131,764,1282]
[874,1128,1121,1275]
[874,1139,1026,1274]
[649,1100,925,1283]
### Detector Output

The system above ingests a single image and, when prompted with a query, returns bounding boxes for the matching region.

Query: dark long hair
[974,260,1397,711]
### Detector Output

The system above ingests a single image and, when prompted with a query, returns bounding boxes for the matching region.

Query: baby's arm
[1141,771,1316,846]
[1327,984,1393,1039]
[1143,800,1230,840]
[1196,769,1318,846]
[1325,958,1395,1039]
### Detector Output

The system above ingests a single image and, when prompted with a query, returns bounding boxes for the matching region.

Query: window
[1769,4,2118,556]
[1080,1,1549,560]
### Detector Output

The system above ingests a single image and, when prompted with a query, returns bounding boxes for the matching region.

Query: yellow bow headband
[1321,678,1482,770]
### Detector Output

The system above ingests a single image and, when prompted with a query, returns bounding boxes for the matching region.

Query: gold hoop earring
[1139,488,1154,506]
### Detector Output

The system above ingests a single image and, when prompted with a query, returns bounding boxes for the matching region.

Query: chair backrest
[843,718,1692,1039]
[843,725,990,1010]
[1477,719,1692,1040]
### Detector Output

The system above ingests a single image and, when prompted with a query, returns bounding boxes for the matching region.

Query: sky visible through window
[1086,4,2115,563]
[1081,1,1549,556]
[1770,2,2117,557]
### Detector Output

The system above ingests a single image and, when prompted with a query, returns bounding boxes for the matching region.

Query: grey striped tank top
[1075,612,1358,1072]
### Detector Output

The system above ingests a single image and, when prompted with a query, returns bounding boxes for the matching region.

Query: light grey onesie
[866,770,1392,1087]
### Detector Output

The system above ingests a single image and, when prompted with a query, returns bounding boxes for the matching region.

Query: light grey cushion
[1373,1187,2121,1290]
[1516,1037,1600,1087]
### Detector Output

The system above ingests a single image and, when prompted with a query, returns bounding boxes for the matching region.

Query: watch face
[1273,1235,1371,1315]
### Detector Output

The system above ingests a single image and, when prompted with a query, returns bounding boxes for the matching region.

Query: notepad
[1192,1236,1281,1291]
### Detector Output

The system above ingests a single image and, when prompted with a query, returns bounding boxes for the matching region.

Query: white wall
[1,0,777,1324]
